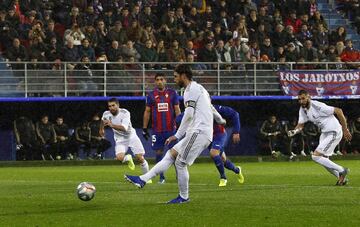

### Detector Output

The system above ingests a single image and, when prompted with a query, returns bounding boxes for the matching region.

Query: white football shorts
[316,130,343,156]
[173,131,211,165]
[114,132,145,156]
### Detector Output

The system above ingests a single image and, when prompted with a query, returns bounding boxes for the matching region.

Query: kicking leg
[222,153,244,184]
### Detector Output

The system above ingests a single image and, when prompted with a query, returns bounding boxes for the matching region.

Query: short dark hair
[155,73,165,79]
[174,64,193,80]
[298,90,309,96]
[108,97,119,104]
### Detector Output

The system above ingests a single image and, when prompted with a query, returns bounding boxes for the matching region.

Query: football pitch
[0,160,359,226]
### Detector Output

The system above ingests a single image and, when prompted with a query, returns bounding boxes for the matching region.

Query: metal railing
[0,61,358,97]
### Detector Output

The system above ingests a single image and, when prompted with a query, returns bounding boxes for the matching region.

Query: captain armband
[185,100,196,108]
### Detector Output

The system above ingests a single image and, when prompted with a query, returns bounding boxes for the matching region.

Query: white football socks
[122,154,130,163]
[140,159,149,174]
[140,151,175,182]
[324,167,340,178]
[312,155,344,173]
[175,157,189,200]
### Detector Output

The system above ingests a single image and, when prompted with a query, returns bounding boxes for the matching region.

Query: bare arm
[143,106,151,129]
[99,120,105,137]
[351,121,360,134]
[36,122,45,144]
[288,123,305,137]
[13,121,20,144]
[75,127,85,142]
[334,107,352,141]
[174,104,181,116]
[105,121,127,132]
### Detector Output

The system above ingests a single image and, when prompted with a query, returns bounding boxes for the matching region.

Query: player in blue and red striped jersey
[176,104,244,187]
[143,73,181,183]
[211,105,244,187]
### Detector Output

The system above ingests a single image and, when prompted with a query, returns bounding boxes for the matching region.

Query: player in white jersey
[100,98,150,178]
[125,64,225,203]
[287,90,352,185]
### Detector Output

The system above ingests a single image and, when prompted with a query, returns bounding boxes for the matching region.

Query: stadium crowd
[0,0,360,71]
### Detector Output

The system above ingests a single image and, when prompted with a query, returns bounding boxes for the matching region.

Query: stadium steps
[318,2,360,50]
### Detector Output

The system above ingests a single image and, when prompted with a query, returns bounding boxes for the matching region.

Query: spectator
[156,39,169,68]
[82,25,98,48]
[329,26,346,46]
[300,40,318,62]
[83,6,98,27]
[247,9,260,40]
[297,24,313,44]
[173,26,188,48]
[139,5,157,27]
[46,37,62,61]
[313,24,329,49]
[258,7,273,33]
[120,40,141,62]
[74,55,97,93]
[344,39,355,51]
[28,20,46,42]
[272,9,283,26]
[95,19,109,54]
[187,53,207,70]
[66,6,83,28]
[271,24,287,48]
[6,38,28,62]
[309,11,328,33]
[285,10,302,34]
[14,116,40,160]
[198,40,218,69]
[303,122,319,154]
[229,37,250,69]
[140,39,158,67]
[53,116,70,160]
[167,39,186,62]
[117,7,132,28]
[126,20,146,44]
[64,23,85,46]
[79,38,96,62]
[107,20,128,45]
[73,121,92,159]
[274,46,286,61]
[283,25,298,46]
[260,37,274,61]
[107,40,122,62]
[143,23,157,46]
[260,115,284,156]
[0,10,18,51]
[36,115,57,160]
[88,113,111,159]
[350,116,360,154]
[286,118,306,157]
[62,37,80,70]
[28,37,48,62]
[44,20,60,45]
[249,41,261,61]
[215,40,231,64]
[217,9,233,32]
[103,7,116,27]
[285,42,299,62]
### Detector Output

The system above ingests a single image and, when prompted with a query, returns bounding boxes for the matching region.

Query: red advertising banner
[278,71,360,96]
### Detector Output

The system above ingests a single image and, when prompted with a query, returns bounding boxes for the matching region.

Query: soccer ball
[77,182,96,201]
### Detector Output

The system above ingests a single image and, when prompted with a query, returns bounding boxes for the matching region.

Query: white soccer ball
[77,182,96,201]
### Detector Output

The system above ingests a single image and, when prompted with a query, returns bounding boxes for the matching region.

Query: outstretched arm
[334,107,352,141]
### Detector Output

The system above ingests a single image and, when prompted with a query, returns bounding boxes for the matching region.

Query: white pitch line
[0,180,359,189]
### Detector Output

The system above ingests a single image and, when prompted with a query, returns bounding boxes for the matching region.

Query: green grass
[0,160,359,227]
